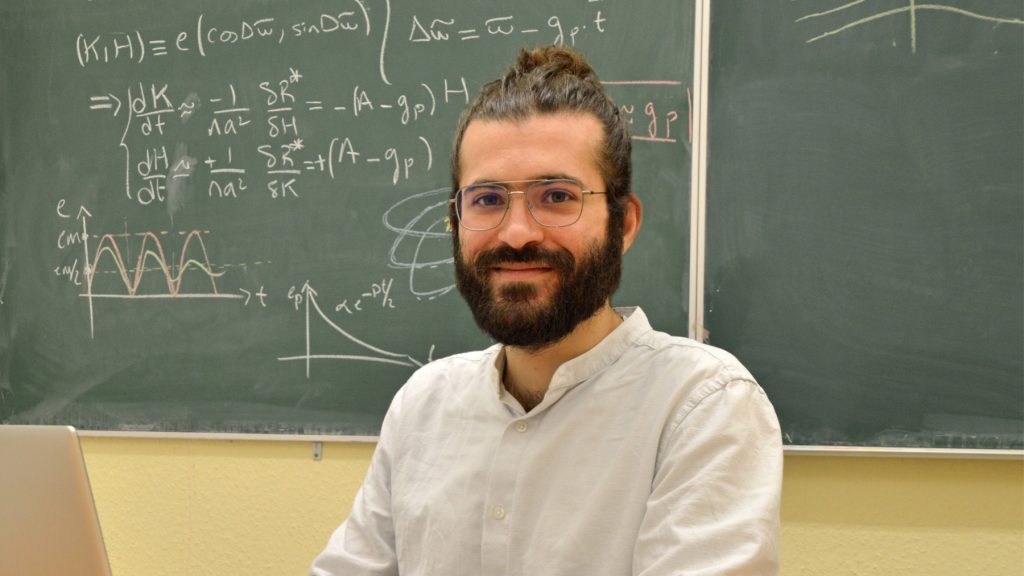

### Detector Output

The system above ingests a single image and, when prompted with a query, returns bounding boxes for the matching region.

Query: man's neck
[502,304,623,411]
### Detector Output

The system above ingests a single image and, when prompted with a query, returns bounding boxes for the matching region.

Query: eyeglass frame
[448,178,608,231]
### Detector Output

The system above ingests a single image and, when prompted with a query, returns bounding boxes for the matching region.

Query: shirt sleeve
[309,392,404,576]
[632,378,783,576]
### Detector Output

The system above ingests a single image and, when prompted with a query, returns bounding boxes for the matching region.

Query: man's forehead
[458,113,605,184]
[459,112,605,160]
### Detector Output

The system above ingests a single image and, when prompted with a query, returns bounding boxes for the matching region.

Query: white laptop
[0,425,113,576]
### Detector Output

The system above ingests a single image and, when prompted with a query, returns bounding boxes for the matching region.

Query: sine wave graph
[88,230,224,297]
[78,213,242,337]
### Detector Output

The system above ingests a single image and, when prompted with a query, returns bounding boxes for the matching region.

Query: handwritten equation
[73,1,610,85]
[85,69,468,206]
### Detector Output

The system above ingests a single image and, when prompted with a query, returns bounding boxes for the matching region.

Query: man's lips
[490,263,554,280]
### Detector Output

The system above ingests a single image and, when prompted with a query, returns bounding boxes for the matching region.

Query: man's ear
[621,193,643,254]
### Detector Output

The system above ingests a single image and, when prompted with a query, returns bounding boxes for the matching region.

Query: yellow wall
[80,437,1024,576]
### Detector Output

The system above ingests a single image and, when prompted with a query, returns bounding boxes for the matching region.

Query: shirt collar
[547,306,650,391]
[485,307,653,405]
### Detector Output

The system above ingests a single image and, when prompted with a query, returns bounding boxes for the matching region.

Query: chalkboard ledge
[77,432,1024,459]
[77,430,378,444]
[784,445,1024,460]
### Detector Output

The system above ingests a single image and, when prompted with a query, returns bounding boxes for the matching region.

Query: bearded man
[312,46,782,576]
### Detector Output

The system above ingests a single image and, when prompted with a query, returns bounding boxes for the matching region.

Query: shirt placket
[479,409,537,575]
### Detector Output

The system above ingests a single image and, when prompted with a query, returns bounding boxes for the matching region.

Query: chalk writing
[75,4,373,65]
[335,278,397,314]
[54,206,266,337]
[279,281,434,377]
[408,10,606,46]
[52,0,689,365]
[86,71,474,204]
[797,0,1024,53]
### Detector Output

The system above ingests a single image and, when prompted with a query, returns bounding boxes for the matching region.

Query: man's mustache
[472,245,575,277]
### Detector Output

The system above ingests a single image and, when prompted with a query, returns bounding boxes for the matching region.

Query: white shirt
[311,307,782,576]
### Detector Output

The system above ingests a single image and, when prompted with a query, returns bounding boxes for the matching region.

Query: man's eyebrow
[533,173,579,182]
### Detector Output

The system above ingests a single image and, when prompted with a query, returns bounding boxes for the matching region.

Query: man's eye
[471,191,506,207]
[541,188,577,204]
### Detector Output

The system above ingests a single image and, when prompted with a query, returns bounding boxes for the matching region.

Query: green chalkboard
[0,0,694,435]
[706,1,1023,448]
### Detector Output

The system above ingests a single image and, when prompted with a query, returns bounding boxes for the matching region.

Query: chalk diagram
[276,281,431,377]
[382,187,456,300]
[797,0,1024,52]
[277,188,451,376]
[77,209,243,337]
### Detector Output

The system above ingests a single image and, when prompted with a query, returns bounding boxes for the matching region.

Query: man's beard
[454,230,623,350]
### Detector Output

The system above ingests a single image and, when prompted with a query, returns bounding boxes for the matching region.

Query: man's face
[454,113,623,349]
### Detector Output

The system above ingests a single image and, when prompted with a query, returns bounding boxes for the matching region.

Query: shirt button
[514,421,529,433]
[493,505,507,520]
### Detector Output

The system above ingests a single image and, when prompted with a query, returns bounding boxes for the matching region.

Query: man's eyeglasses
[449,179,607,231]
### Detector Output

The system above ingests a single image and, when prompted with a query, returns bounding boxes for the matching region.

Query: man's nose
[496,193,544,249]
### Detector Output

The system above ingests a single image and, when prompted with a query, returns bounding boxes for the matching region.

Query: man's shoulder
[619,308,753,383]
[637,329,749,375]
[613,315,771,433]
